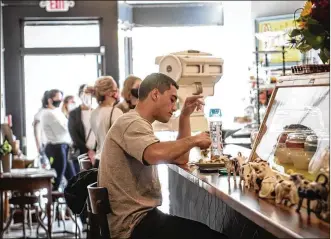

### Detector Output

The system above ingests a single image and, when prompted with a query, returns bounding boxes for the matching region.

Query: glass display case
[250,73,329,181]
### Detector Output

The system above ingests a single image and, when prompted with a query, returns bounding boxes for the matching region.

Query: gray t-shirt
[98,110,162,239]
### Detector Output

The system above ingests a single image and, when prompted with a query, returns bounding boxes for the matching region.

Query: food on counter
[200,149,210,158]
[198,156,226,164]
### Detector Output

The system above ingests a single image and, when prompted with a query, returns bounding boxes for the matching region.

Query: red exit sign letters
[39,0,75,12]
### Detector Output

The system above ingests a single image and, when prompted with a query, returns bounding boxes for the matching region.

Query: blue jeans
[45,143,76,191]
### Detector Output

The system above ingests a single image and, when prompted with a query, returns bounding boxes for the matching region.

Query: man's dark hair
[138,73,179,101]
[78,84,86,97]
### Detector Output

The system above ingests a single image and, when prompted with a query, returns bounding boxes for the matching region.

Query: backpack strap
[109,106,116,130]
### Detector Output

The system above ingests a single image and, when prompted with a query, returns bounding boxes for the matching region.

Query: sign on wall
[39,0,75,12]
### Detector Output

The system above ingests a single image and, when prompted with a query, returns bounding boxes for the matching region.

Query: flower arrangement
[0,140,12,157]
[289,0,330,64]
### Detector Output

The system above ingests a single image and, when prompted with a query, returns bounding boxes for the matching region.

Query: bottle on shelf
[208,108,223,157]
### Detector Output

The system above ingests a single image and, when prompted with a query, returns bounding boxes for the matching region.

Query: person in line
[41,89,76,190]
[68,84,96,173]
[32,91,50,168]
[61,95,76,118]
[87,76,123,167]
[98,73,227,239]
[116,75,142,113]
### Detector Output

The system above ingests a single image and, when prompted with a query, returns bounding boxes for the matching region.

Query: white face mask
[80,94,92,107]
[68,103,76,112]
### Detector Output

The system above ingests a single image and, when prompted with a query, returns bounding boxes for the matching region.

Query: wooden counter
[167,145,329,239]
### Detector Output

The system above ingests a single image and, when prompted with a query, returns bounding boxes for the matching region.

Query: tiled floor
[2,220,84,239]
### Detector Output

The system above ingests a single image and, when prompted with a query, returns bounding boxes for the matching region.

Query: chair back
[77,153,88,161]
[79,160,93,171]
[87,182,111,239]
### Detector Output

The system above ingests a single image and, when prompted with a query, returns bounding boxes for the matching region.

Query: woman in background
[68,84,96,173]
[87,76,123,167]
[61,95,76,118]
[32,91,49,168]
[41,89,75,190]
[116,75,142,113]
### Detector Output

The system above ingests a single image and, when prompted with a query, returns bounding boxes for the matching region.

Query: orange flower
[301,1,313,17]
[298,21,307,29]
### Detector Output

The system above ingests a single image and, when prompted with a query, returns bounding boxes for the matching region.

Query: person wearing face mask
[86,76,123,168]
[116,75,142,113]
[62,95,76,118]
[41,89,75,191]
[68,84,97,174]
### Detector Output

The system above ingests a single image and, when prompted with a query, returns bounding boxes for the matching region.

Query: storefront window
[24,20,100,48]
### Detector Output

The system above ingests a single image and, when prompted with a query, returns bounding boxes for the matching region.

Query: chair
[77,153,88,162]
[79,160,93,171]
[87,182,111,239]
[1,194,49,239]
[77,153,93,171]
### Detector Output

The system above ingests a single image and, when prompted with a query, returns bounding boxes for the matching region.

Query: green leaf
[302,29,324,50]
[289,29,301,37]
[319,50,328,63]
[297,43,313,53]
[307,18,320,25]
[308,23,326,36]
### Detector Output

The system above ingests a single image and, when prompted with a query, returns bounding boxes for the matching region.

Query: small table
[0,168,56,239]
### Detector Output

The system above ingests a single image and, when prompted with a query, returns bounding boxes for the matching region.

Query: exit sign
[39,0,75,12]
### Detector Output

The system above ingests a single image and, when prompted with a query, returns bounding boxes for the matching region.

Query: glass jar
[304,135,318,152]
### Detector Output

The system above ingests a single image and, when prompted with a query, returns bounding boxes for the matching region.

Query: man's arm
[173,114,191,164]
[172,95,204,164]
[121,119,210,166]
[143,135,196,165]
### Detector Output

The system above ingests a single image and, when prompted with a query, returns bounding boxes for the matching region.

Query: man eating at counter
[98,73,227,239]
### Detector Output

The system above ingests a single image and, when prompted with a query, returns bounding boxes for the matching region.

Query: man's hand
[193,132,211,149]
[180,95,204,117]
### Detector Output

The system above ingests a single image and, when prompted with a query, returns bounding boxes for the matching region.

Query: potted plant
[0,140,13,173]
[289,0,330,64]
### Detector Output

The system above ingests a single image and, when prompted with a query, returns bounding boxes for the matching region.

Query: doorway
[22,20,104,158]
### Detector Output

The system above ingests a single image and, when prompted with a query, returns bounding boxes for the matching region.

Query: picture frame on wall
[255,14,302,67]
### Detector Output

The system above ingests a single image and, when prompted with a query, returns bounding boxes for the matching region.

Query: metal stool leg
[34,206,50,239]
[0,208,15,238]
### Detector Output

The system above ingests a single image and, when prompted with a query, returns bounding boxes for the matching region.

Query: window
[24,20,100,48]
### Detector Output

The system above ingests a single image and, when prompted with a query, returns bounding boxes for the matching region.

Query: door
[22,20,105,158]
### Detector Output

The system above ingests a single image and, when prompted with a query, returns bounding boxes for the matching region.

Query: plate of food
[195,154,228,169]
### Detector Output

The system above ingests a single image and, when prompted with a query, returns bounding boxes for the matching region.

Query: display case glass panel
[252,83,329,181]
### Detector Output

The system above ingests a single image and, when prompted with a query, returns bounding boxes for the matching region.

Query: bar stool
[36,191,81,238]
[1,194,49,239]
